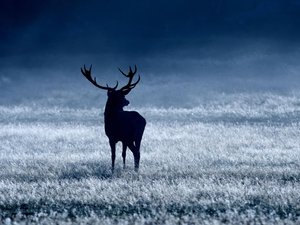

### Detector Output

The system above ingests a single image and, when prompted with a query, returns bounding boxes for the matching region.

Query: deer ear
[107,90,113,96]
[122,89,131,96]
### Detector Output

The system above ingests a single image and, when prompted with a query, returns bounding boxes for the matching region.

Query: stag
[81,65,146,172]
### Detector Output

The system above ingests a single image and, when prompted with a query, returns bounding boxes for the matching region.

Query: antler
[118,65,140,95]
[81,64,118,91]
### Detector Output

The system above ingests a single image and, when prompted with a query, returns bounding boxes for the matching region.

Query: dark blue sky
[1,0,300,106]
[1,0,300,71]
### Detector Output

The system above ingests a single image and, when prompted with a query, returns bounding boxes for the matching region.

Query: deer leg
[128,143,140,172]
[133,150,140,172]
[109,140,116,172]
[133,134,143,171]
[122,143,127,169]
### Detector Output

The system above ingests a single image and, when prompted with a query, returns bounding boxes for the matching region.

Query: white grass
[0,93,300,224]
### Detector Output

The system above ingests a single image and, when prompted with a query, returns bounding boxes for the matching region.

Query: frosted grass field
[0,92,300,224]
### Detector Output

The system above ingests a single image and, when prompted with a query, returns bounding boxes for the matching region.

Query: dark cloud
[1,0,300,70]
[1,1,300,107]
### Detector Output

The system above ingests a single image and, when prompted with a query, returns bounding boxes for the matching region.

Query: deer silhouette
[81,65,146,172]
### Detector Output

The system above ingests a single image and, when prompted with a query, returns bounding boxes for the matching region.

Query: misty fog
[1,0,300,109]
[1,38,300,110]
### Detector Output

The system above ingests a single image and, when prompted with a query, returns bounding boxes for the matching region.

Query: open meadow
[0,91,300,224]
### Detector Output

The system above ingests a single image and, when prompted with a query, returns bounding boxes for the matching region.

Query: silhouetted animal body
[81,65,146,171]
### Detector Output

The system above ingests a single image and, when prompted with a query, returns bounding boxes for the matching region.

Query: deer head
[81,65,140,111]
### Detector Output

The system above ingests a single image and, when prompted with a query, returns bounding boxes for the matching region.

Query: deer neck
[104,102,124,118]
